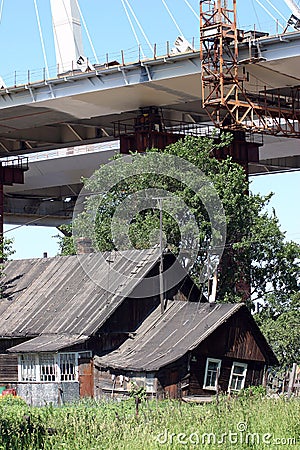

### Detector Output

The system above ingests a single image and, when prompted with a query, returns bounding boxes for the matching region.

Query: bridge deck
[0,31,300,226]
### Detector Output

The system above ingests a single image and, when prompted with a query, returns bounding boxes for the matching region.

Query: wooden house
[94,301,278,399]
[0,248,277,405]
[0,248,200,405]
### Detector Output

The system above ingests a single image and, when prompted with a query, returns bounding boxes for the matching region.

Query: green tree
[255,292,300,366]
[56,224,76,256]
[58,136,300,307]
[0,237,15,264]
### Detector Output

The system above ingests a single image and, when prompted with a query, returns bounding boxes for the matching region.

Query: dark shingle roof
[0,248,161,340]
[94,302,245,371]
[8,334,88,353]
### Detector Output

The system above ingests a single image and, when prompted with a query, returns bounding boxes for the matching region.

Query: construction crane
[200,0,300,137]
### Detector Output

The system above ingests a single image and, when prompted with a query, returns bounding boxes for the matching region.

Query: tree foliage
[255,292,300,366]
[58,136,299,309]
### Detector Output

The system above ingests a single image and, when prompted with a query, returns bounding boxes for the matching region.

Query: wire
[33,0,50,79]
[75,0,99,64]
[161,0,185,36]
[250,0,262,30]
[183,0,199,20]
[254,0,285,29]
[264,0,287,22]
[124,0,154,54]
[120,0,145,58]
[0,0,4,24]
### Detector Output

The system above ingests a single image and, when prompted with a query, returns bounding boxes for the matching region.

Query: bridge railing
[0,37,200,89]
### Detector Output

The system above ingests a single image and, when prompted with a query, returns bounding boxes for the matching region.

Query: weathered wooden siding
[101,297,160,334]
[0,339,27,383]
[189,355,264,395]
[188,312,267,395]
[192,312,266,362]
[157,357,189,399]
[0,354,18,382]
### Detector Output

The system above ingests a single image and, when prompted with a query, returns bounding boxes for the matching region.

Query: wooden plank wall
[0,354,18,382]
[188,313,267,395]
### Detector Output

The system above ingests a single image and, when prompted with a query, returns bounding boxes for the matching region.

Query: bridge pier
[0,158,28,260]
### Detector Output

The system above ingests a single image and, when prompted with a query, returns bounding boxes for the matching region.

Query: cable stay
[264,0,287,23]
[124,0,154,54]
[161,0,185,36]
[254,0,285,30]
[0,0,4,24]
[120,0,146,58]
[75,0,99,65]
[183,0,199,20]
[283,0,300,30]
[33,0,50,79]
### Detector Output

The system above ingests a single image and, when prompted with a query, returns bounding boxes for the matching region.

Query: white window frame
[39,353,57,382]
[203,358,222,390]
[18,354,38,382]
[58,352,78,382]
[18,351,91,383]
[228,362,248,392]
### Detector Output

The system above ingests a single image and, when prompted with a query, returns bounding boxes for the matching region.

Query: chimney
[76,237,94,254]
[43,252,48,258]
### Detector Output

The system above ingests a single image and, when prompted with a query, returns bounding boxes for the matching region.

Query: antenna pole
[158,198,165,314]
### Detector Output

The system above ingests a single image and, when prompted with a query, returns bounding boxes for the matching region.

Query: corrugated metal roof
[94,302,243,371]
[8,334,88,353]
[0,248,161,339]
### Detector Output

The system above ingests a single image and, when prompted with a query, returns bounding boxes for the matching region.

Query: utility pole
[158,198,164,314]
[154,197,166,314]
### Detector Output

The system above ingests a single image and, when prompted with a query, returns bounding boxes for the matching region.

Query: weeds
[0,395,298,449]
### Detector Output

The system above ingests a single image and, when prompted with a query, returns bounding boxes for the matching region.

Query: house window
[60,353,77,381]
[145,373,156,393]
[203,358,221,390]
[229,362,248,391]
[40,353,56,382]
[19,354,37,381]
[18,351,90,382]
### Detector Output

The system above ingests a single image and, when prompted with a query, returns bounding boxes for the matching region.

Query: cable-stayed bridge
[0,0,300,227]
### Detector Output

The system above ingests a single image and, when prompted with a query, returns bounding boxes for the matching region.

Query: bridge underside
[0,31,300,226]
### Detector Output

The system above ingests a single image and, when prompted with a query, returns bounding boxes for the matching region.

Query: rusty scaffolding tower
[200,0,300,137]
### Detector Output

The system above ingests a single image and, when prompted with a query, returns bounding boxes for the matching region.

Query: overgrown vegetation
[56,136,300,366]
[57,136,300,304]
[0,395,298,449]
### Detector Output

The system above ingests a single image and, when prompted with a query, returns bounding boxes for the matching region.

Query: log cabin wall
[0,339,28,383]
[0,354,18,383]
[156,356,189,399]
[101,296,160,334]
[189,312,267,395]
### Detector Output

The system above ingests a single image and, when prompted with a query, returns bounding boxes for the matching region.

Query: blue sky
[1,0,299,258]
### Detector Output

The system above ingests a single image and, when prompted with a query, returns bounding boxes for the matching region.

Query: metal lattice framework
[200,0,300,137]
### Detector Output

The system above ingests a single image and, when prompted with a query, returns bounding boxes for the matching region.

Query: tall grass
[0,395,299,449]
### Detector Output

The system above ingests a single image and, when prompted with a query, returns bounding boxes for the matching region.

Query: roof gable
[94,302,278,371]
[0,248,162,339]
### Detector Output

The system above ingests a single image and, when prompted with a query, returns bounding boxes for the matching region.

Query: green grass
[0,395,299,449]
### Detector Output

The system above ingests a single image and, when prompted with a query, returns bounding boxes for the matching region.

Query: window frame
[203,358,222,391]
[18,351,91,383]
[228,361,248,392]
[18,353,38,382]
[58,352,78,382]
